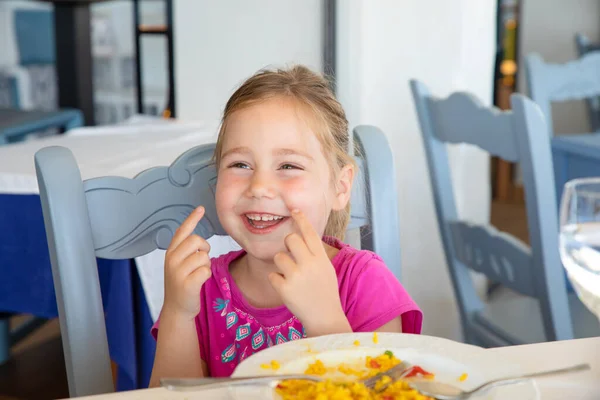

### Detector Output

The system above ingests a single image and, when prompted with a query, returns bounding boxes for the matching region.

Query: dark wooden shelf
[36,0,113,4]
[138,24,169,35]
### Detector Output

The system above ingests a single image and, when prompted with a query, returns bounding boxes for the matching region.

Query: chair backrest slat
[84,144,225,259]
[35,147,113,397]
[526,52,600,134]
[449,221,535,297]
[428,92,519,161]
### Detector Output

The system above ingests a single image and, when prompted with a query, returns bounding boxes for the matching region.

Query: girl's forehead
[222,99,325,153]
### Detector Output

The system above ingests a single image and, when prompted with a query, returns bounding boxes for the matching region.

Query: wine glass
[559,178,600,321]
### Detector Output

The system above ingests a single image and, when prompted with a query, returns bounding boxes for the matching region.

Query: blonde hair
[214,65,356,239]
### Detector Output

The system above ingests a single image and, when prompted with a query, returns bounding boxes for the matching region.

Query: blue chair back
[575,33,600,57]
[34,126,402,396]
[526,52,600,134]
[574,33,600,132]
[13,9,57,111]
[14,10,55,66]
[410,80,574,346]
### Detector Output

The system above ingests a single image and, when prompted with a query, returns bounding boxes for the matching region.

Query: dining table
[552,133,600,206]
[67,336,600,400]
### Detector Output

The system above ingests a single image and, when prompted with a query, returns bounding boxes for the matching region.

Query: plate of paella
[230,332,539,400]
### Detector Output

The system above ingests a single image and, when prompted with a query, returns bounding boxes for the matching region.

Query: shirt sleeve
[151,319,159,340]
[342,252,423,334]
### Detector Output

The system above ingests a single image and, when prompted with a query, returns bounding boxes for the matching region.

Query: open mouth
[243,213,289,232]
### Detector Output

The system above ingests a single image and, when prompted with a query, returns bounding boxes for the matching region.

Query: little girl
[149,66,422,384]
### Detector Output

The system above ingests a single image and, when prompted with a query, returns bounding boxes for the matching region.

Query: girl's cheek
[281,175,315,190]
[280,177,323,207]
[281,178,308,197]
[218,172,248,189]
[216,176,238,203]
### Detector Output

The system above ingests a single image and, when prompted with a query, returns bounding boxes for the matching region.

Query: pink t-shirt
[151,237,422,377]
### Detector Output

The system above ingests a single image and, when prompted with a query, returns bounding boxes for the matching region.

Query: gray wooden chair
[525,51,600,135]
[34,125,401,397]
[574,33,600,132]
[410,80,599,348]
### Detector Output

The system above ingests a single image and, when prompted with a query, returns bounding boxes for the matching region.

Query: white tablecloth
[0,117,216,194]
[0,118,240,321]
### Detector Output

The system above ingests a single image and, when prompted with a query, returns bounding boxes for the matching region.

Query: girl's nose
[245,170,277,199]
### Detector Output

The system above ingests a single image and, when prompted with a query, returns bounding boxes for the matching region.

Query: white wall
[174,0,323,126]
[519,0,600,134]
[337,0,495,340]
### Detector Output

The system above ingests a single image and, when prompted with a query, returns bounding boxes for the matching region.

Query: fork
[407,363,590,400]
[361,361,412,390]
[161,374,322,391]
[161,361,413,391]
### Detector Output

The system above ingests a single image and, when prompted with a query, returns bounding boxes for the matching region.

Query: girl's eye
[280,164,301,170]
[229,162,251,169]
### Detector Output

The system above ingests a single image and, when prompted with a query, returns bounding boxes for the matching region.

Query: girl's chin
[238,241,287,263]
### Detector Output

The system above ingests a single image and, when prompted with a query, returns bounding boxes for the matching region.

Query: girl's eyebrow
[221,146,314,160]
[220,146,251,160]
[273,148,314,160]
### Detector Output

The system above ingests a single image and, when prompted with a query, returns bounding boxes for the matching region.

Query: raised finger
[284,233,312,262]
[290,209,323,255]
[169,206,205,251]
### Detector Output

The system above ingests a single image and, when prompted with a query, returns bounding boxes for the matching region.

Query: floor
[490,200,529,245]
[0,318,66,400]
[0,201,528,400]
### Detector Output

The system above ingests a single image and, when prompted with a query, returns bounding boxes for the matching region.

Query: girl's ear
[332,164,354,211]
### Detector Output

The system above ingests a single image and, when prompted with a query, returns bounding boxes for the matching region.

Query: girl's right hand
[163,206,212,319]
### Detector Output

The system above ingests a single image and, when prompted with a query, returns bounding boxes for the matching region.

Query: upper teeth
[247,214,284,221]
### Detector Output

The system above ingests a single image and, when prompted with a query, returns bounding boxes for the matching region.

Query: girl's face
[215,97,352,262]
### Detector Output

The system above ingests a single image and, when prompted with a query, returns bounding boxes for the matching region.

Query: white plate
[230,332,539,399]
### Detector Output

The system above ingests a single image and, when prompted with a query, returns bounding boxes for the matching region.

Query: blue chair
[33,125,401,396]
[14,9,56,68]
[0,9,84,145]
[0,108,84,145]
[574,33,600,60]
[525,51,600,135]
[574,33,600,133]
[410,80,599,347]
[525,50,600,236]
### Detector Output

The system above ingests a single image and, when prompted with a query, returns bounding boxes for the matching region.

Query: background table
[552,133,600,294]
[552,134,600,206]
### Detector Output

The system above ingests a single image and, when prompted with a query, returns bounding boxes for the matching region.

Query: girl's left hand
[268,209,352,337]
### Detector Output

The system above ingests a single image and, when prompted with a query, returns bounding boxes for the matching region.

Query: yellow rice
[275,351,433,400]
